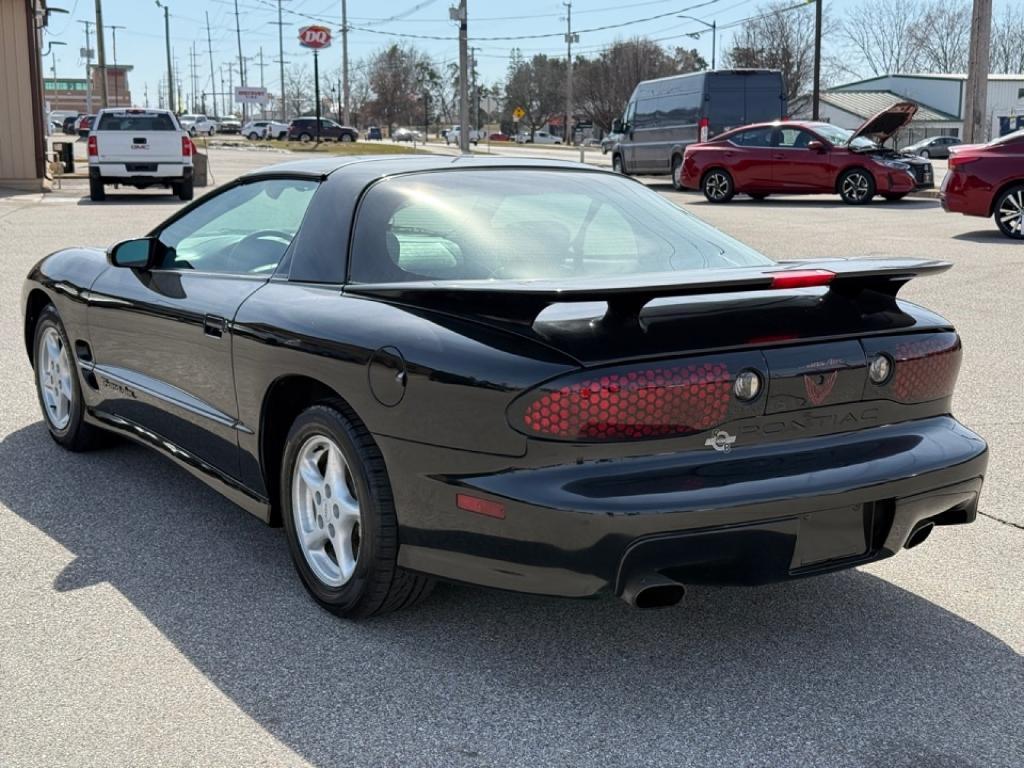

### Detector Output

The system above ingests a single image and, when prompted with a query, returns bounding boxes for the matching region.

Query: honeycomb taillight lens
[889,334,962,403]
[519,362,735,441]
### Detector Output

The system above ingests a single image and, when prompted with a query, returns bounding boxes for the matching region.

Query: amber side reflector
[456,493,506,519]
[770,269,835,289]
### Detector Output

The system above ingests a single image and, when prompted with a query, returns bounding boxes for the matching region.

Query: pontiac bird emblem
[705,430,737,453]
[804,370,839,406]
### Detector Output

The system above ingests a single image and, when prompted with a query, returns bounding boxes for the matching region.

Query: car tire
[994,184,1024,239]
[281,402,434,618]
[32,305,106,452]
[248,131,259,140]
[177,178,194,201]
[671,155,684,191]
[919,149,930,159]
[882,193,907,201]
[88,176,106,202]
[341,134,353,143]
[838,168,875,205]
[612,153,627,175]
[299,132,313,143]
[702,168,735,203]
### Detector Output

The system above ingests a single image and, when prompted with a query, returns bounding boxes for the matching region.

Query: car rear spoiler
[344,258,951,328]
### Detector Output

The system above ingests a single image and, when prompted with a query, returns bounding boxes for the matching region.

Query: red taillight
[182,136,193,157]
[948,153,978,168]
[698,117,709,143]
[87,135,98,157]
[456,493,506,519]
[522,363,733,441]
[890,335,961,403]
[770,269,835,289]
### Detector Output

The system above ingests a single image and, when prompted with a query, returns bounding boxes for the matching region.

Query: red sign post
[298,26,332,142]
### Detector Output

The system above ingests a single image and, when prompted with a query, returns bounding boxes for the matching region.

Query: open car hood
[850,101,918,144]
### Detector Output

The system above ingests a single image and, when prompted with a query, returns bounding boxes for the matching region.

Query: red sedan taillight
[87,135,98,157]
[948,153,978,169]
[520,362,734,440]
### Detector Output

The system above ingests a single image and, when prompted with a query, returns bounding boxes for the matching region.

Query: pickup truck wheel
[176,178,194,201]
[88,176,105,202]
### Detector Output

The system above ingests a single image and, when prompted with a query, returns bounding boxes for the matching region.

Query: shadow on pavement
[952,229,1012,244]
[76,194,184,206]
[2,423,1020,767]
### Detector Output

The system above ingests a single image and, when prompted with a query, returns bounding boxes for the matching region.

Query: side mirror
[107,237,154,268]
[611,118,623,134]
[806,140,826,152]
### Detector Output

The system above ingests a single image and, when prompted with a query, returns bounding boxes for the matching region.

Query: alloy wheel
[291,434,361,587]
[705,172,730,201]
[37,326,73,430]
[841,172,870,202]
[997,188,1024,238]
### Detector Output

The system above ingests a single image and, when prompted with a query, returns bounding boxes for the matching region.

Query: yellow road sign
[513,106,525,121]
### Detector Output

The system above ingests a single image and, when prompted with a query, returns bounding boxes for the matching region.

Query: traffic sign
[298,25,332,49]
[513,106,525,121]
[235,86,270,105]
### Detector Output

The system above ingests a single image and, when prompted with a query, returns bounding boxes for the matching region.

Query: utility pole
[227,61,237,116]
[50,49,58,80]
[205,12,216,116]
[563,1,578,144]
[95,0,109,108]
[274,0,288,121]
[258,47,268,118]
[189,45,198,113]
[962,0,993,143]
[220,67,227,116]
[144,81,149,108]
[451,0,469,153]
[79,20,95,113]
[341,0,350,126]
[156,1,174,112]
[812,0,822,119]
[470,47,478,132]
[107,24,125,107]
[233,0,247,122]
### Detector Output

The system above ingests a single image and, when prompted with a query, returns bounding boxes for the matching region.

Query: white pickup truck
[87,108,194,202]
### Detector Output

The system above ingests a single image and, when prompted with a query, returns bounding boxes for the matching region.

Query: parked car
[940,128,1024,239]
[445,126,482,145]
[62,114,81,134]
[179,114,217,137]
[242,119,289,140]
[287,117,359,142]
[75,114,95,138]
[600,131,623,154]
[22,156,987,618]
[488,132,511,142]
[902,135,961,159]
[367,126,383,140]
[680,102,934,204]
[392,127,423,142]
[217,116,242,134]
[86,107,193,202]
[515,130,562,145]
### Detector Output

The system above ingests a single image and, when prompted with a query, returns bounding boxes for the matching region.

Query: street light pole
[155,1,174,112]
[812,0,822,119]
[563,2,578,144]
[451,0,469,154]
[94,0,109,108]
[107,25,125,107]
[342,0,350,126]
[79,20,94,113]
[678,15,716,70]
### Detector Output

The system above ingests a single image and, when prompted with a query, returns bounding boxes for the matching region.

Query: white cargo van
[87,108,194,202]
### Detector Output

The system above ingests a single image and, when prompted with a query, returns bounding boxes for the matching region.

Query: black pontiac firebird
[22,156,987,617]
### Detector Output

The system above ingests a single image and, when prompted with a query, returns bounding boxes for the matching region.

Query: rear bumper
[939,170,991,217]
[383,416,987,598]
[90,163,191,182]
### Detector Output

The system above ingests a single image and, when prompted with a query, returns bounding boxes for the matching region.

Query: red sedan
[940,129,1024,239]
[680,103,934,205]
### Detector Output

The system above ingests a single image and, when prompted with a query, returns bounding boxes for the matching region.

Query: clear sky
[42,0,1017,109]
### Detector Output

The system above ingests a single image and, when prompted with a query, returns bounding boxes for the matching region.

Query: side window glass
[776,128,812,149]
[156,179,318,275]
[731,127,773,147]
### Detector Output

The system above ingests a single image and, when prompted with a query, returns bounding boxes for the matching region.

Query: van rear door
[705,71,786,138]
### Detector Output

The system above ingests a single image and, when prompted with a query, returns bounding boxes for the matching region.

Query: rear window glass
[350,170,771,283]
[97,112,177,131]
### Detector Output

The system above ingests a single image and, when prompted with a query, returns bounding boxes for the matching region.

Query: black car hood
[850,101,918,144]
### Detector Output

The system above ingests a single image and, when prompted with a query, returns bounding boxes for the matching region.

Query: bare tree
[839,0,924,76]
[573,38,702,132]
[990,4,1024,74]
[284,63,313,117]
[725,2,818,114]
[364,43,437,131]
[503,51,566,136]
[912,2,970,73]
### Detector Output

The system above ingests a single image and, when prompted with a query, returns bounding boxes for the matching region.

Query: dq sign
[298,25,332,49]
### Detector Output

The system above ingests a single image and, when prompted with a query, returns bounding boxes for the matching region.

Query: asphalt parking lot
[1,146,1021,768]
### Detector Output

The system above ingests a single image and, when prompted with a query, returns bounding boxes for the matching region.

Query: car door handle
[773,153,786,160]
[203,314,226,338]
